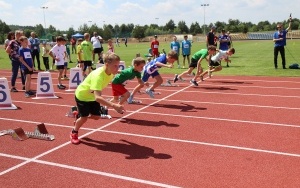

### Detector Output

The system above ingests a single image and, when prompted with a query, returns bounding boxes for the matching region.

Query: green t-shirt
[81,40,93,61]
[191,49,208,60]
[75,67,114,101]
[112,66,141,84]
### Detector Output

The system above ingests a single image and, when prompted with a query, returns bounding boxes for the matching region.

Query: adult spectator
[273,20,292,69]
[4,31,15,49]
[29,32,42,70]
[90,32,103,63]
[5,30,25,92]
[206,26,217,47]
[219,29,231,67]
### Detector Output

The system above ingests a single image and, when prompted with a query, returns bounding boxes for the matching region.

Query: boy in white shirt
[49,36,67,89]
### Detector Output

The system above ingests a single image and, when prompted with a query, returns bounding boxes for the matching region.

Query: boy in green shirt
[111,57,145,104]
[174,45,216,86]
[70,52,125,144]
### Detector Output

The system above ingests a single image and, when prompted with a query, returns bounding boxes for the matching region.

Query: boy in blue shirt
[18,36,35,97]
[170,35,180,68]
[181,35,192,68]
[128,50,178,100]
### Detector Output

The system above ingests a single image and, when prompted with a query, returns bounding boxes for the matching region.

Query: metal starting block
[161,80,179,87]
[0,123,55,141]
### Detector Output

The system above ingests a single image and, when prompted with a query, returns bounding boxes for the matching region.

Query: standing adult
[90,32,103,63]
[219,29,231,67]
[206,26,217,47]
[29,32,42,70]
[4,31,15,50]
[151,35,159,58]
[5,30,25,92]
[273,19,292,69]
[124,37,128,47]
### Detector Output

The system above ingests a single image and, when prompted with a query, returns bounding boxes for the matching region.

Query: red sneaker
[70,133,80,144]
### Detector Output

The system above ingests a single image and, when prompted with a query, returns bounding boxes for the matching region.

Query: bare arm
[94,90,125,114]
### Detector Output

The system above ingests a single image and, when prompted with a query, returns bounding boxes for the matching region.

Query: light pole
[201,4,209,35]
[155,18,159,27]
[41,6,48,36]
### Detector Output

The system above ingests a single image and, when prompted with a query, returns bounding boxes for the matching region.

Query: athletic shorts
[189,58,199,68]
[182,54,190,57]
[209,60,220,67]
[83,61,92,67]
[64,62,68,67]
[93,47,103,54]
[56,65,64,70]
[22,69,33,75]
[142,70,159,82]
[75,96,101,117]
[111,83,128,96]
[152,51,159,57]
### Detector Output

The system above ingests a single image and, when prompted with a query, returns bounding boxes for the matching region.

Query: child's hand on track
[113,104,125,114]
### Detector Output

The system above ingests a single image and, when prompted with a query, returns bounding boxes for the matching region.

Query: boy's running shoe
[11,87,18,92]
[70,132,80,144]
[190,79,198,86]
[25,92,30,98]
[57,84,66,89]
[64,76,69,80]
[145,88,155,98]
[127,95,133,104]
[173,74,179,83]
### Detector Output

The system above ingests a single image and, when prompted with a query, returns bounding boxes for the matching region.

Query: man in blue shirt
[29,32,42,70]
[273,19,292,69]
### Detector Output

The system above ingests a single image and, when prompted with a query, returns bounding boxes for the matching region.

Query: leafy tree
[164,19,176,32]
[132,25,145,41]
[190,22,201,35]
[178,21,189,34]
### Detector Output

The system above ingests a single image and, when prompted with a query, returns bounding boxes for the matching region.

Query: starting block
[161,80,179,87]
[66,106,112,119]
[0,123,55,141]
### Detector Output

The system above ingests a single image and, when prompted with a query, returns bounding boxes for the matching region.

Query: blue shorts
[142,70,159,82]
[64,62,68,67]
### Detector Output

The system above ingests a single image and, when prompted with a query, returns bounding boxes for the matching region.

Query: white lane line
[0,77,195,185]
[0,153,181,188]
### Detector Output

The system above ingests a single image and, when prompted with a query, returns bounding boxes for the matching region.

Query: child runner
[49,36,67,89]
[200,48,235,80]
[174,45,217,86]
[70,52,125,144]
[111,57,145,104]
[129,50,178,100]
[18,36,35,97]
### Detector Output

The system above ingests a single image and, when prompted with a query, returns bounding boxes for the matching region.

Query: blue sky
[0,0,298,30]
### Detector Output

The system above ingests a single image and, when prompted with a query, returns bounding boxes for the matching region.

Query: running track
[0,70,300,187]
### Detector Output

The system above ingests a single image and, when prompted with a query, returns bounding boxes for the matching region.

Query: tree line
[1,17,299,43]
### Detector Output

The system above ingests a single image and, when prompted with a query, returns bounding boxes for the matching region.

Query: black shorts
[22,69,33,75]
[93,47,103,54]
[83,61,92,67]
[189,58,199,68]
[209,60,220,67]
[56,65,64,70]
[75,96,101,117]
[182,54,190,57]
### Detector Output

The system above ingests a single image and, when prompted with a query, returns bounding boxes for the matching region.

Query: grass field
[1,39,299,77]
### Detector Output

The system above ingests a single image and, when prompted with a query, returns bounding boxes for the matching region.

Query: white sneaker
[127,94,133,104]
[145,88,155,98]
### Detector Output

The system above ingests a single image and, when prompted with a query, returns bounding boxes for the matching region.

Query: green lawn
[1,40,299,77]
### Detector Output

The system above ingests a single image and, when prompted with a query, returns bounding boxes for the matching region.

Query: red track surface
[1,70,300,187]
